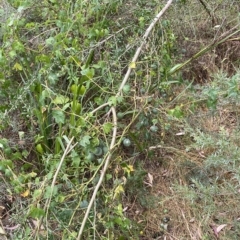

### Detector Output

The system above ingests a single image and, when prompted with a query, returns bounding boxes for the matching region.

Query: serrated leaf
[52,109,65,124]
[108,96,117,106]
[103,122,113,134]
[80,135,91,147]
[33,189,43,200]
[94,97,103,105]
[116,96,123,103]
[72,155,80,167]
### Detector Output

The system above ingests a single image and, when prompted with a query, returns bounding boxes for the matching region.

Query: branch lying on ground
[77,1,174,239]
[77,106,117,240]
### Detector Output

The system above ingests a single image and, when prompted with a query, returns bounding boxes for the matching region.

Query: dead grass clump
[168,0,240,83]
[123,145,207,239]
[215,39,240,74]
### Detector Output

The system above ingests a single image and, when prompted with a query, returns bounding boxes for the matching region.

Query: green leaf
[62,102,70,111]
[29,207,45,219]
[33,189,43,201]
[52,109,65,124]
[48,73,58,85]
[116,96,123,103]
[152,119,158,125]
[80,135,91,147]
[72,155,80,167]
[80,200,88,209]
[94,97,104,105]
[76,116,86,127]
[46,37,55,46]
[71,151,81,167]
[106,173,112,181]
[44,186,58,199]
[36,54,51,64]
[0,160,13,170]
[13,62,23,71]
[12,41,25,52]
[168,105,184,118]
[103,122,113,134]
[0,50,6,64]
[41,89,51,100]
[27,172,37,178]
[81,67,95,79]
[52,95,69,104]
[9,50,17,58]
[108,96,117,106]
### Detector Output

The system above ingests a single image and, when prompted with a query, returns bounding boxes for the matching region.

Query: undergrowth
[0,0,240,239]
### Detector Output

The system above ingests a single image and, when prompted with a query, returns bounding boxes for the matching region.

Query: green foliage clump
[0,0,180,238]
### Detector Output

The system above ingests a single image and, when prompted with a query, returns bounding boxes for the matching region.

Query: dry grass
[166,0,240,83]
[123,100,240,239]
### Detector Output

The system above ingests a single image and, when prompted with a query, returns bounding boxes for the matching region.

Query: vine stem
[77,1,174,239]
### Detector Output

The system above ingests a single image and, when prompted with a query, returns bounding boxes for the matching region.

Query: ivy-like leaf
[103,122,113,134]
[81,67,95,79]
[108,96,117,106]
[52,109,65,124]
[80,135,91,147]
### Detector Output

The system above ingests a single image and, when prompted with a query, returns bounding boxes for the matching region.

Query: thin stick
[33,137,75,239]
[77,106,117,239]
[117,0,173,96]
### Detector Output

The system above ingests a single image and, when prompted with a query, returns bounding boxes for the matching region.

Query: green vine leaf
[52,109,65,124]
